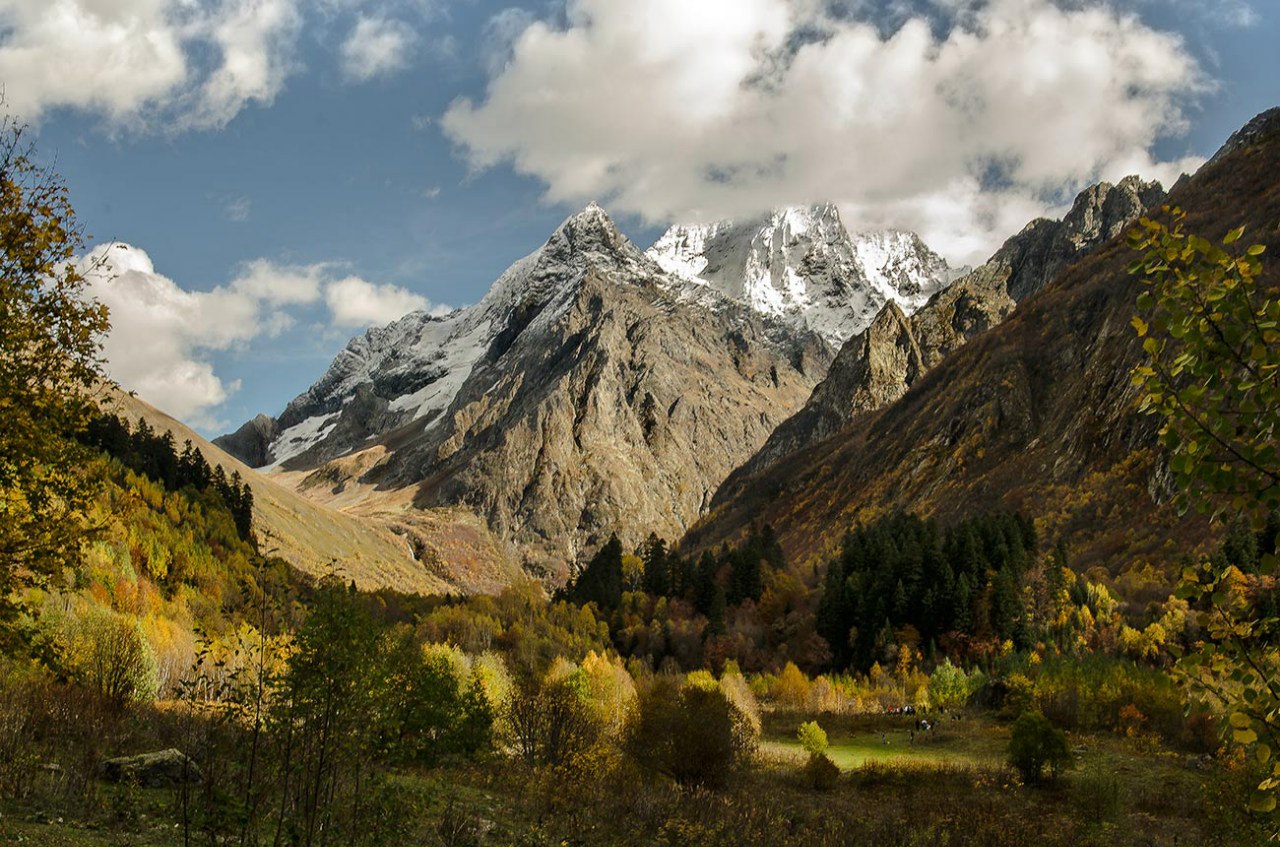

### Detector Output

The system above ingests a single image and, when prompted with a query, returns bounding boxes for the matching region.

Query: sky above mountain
[8,0,1276,432]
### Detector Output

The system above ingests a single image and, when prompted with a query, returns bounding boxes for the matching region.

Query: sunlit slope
[103,389,519,595]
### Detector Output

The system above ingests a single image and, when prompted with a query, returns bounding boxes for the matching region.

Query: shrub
[802,752,841,791]
[505,672,601,768]
[796,720,828,756]
[626,677,755,787]
[999,672,1035,720]
[1008,711,1072,785]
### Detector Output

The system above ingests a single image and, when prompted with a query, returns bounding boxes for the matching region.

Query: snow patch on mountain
[647,204,956,345]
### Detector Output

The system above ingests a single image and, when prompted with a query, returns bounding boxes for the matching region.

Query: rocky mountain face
[720,175,1166,486]
[218,205,834,575]
[687,112,1280,573]
[646,204,957,346]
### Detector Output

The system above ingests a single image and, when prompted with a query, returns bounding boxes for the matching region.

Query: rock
[99,749,202,788]
[213,414,278,467]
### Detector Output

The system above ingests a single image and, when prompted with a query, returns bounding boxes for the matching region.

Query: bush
[626,677,755,787]
[802,752,840,791]
[796,720,828,756]
[1008,711,1072,785]
[505,672,601,768]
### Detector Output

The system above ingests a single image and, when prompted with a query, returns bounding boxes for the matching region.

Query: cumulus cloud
[443,0,1209,264]
[341,15,417,82]
[0,0,302,131]
[325,276,431,327]
[80,244,434,425]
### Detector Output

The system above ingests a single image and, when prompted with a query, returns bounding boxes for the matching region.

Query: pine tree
[567,534,624,612]
[641,533,670,596]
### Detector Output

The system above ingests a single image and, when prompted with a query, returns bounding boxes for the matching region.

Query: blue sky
[8,0,1277,433]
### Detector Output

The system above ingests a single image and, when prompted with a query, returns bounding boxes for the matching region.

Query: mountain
[219,205,834,576]
[685,110,1280,573]
[646,204,957,346]
[107,389,519,595]
[721,175,1166,485]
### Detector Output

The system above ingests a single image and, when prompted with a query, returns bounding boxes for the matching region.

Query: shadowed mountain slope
[685,109,1280,574]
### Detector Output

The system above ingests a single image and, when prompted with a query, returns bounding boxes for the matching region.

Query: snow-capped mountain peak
[647,204,955,345]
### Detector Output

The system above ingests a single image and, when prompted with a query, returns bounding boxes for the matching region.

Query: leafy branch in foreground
[1129,211,1280,819]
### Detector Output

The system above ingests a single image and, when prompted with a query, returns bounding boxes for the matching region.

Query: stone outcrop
[99,749,202,787]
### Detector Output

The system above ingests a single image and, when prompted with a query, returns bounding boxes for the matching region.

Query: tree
[1007,710,1071,785]
[927,658,970,711]
[272,579,387,847]
[1130,212,1280,819]
[625,677,755,787]
[70,608,159,705]
[0,115,110,647]
[796,720,828,756]
[566,534,623,612]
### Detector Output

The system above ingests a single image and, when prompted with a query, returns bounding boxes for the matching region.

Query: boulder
[99,749,202,788]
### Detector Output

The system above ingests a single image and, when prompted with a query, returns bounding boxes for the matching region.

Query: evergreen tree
[641,533,670,596]
[566,535,624,612]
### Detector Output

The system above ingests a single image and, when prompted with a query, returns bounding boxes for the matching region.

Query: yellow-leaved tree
[0,115,110,650]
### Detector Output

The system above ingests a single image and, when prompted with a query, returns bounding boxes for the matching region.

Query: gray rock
[99,749,202,788]
[213,414,278,467]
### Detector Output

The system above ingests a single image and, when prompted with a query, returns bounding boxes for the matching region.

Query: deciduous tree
[0,115,110,647]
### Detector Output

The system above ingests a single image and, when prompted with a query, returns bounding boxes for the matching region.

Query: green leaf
[1249,792,1277,814]
[1259,744,1273,766]
[1235,728,1259,745]
[1248,244,1267,256]
[1225,226,1246,245]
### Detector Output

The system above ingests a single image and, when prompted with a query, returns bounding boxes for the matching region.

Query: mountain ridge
[646,203,956,346]
[218,204,838,575]
[717,174,1167,489]
[684,110,1280,573]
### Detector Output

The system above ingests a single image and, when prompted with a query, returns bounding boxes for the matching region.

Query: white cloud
[340,15,416,82]
[79,243,309,425]
[481,7,537,74]
[0,0,302,131]
[443,0,1209,265]
[224,196,252,222]
[80,245,437,424]
[324,276,430,327]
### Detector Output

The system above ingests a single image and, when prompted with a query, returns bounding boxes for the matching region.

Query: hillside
[103,389,518,595]
[684,109,1280,573]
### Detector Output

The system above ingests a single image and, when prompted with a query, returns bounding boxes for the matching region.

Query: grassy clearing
[764,715,1007,770]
